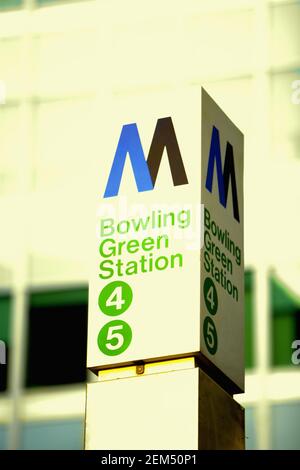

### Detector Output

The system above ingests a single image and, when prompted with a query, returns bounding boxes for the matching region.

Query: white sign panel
[87,87,244,391]
[85,366,199,450]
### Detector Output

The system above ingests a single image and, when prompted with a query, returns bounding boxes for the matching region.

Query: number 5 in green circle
[98,320,132,356]
[203,316,218,355]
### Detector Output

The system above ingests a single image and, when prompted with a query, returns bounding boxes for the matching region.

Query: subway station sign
[87,87,244,392]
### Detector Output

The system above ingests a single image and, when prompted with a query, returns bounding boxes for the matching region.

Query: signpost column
[85,87,244,449]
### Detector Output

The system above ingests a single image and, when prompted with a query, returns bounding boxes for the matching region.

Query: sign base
[85,358,244,450]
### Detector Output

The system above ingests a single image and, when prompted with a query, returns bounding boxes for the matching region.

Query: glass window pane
[272,402,300,450]
[34,98,96,190]
[270,3,300,68]
[37,0,84,5]
[31,97,96,285]
[26,288,88,387]
[245,271,254,369]
[30,289,88,308]
[272,315,295,366]
[0,426,8,450]
[21,420,84,450]
[0,105,21,195]
[271,71,300,162]
[0,198,23,285]
[271,275,299,366]
[0,296,10,345]
[33,31,96,97]
[0,38,23,100]
[0,0,22,10]
[245,407,256,450]
[109,6,254,89]
[0,295,11,392]
[37,0,64,4]
[185,9,254,80]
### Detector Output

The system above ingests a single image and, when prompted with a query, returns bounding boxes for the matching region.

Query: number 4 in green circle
[98,281,133,316]
[203,277,218,315]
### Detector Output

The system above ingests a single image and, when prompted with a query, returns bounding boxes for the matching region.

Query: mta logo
[103,118,240,223]
[205,126,240,222]
[103,117,188,198]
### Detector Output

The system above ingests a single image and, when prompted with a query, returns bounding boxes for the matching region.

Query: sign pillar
[85,87,244,450]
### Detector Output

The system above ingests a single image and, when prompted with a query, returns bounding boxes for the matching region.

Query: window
[270,2,300,68]
[0,426,8,450]
[37,0,88,6]
[245,271,254,369]
[245,407,256,450]
[0,295,11,392]
[272,402,300,450]
[26,288,88,387]
[271,70,300,162]
[34,98,96,191]
[271,275,300,367]
[0,104,22,196]
[0,1,22,10]
[21,419,84,450]
[33,31,96,98]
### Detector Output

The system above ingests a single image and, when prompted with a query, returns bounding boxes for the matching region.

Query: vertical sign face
[201,90,244,391]
[87,88,244,391]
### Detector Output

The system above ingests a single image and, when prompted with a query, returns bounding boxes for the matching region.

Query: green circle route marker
[98,281,133,316]
[203,316,218,355]
[203,277,218,315]
[97,320,132,356]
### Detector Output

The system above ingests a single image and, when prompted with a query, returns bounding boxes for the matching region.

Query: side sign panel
[201,89,244,391]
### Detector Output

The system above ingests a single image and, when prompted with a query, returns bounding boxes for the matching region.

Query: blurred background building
[0,0,300,450]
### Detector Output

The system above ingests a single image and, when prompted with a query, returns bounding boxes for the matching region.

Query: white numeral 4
[206,285,215,310]
[106,287,125,310]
